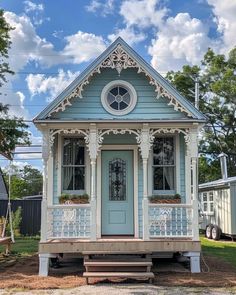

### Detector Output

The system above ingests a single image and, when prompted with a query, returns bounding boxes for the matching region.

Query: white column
[40,130,49,243]
[90,159,97,241]
[138,124,153,241]
[190,128,199,241]
[142,158,149,240]
[87,124,101,241]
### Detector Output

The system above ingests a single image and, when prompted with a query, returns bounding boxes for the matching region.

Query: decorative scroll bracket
[48,44,193,118]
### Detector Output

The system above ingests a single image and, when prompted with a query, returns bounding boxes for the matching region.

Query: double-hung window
[62,138,85,192]
[152,137,175,193]
[201,191,214,214]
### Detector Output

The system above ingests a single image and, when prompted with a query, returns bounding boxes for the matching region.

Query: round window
[101,80,137,115]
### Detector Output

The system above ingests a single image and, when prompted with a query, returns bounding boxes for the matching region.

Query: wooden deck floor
[39,238,201,254]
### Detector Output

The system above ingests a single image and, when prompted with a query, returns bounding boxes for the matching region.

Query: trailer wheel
[212,225,221,240]
[205,224,214,239]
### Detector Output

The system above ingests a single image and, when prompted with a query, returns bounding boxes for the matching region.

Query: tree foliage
[0,9,14,87]
[4,165,43,199]
[0,10,30,159]
[166,47,236,183]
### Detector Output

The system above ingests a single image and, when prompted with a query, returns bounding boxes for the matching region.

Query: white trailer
[199,176,236,240]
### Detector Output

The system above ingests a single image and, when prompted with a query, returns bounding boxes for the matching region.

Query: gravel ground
[1,285,236,295]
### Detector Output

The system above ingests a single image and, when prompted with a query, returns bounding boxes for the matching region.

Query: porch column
[39,129,50,276]
[190,128,199,241]
[41,130,49,243]
[87,124,101,241]
[138,124,153,241]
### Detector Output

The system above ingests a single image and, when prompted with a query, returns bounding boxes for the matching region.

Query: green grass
[201,235,236,268]
[0,237,39,256]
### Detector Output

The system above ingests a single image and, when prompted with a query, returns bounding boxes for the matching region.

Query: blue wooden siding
[52,68,188,120]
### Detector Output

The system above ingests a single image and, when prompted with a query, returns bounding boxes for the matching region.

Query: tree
[3,165,43,199]
[0,9,14,87]
[166,47,236,183]
[0,10,30,159]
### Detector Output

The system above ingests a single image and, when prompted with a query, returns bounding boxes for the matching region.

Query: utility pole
[195,77,199,109]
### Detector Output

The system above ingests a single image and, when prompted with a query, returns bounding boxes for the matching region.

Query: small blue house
[34,38,205,279]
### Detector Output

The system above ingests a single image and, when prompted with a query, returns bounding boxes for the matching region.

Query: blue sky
[0,0,235,171]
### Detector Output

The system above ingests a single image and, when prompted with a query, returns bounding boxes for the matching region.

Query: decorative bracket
[48,44,193,118]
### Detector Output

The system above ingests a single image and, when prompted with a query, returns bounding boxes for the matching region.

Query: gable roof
[34,37,206,121]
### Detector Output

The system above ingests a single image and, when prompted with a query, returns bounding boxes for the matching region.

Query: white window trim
[101,80,137,116]
[149,135,177,196]
[57,135,90,200]
[201,191,214,215]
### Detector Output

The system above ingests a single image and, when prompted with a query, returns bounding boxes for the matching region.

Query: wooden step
[82,251,152,255]
[83,272,154,278]
[84,261,152,266]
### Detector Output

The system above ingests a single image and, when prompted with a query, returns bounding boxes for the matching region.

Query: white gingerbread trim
[151,128,190,148]
[48,44,193,118]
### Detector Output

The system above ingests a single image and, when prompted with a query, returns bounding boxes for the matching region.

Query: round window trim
[101,80,137,115]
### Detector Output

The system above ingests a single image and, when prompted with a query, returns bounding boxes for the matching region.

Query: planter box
[149,198,181,204]
[59,199,89,205]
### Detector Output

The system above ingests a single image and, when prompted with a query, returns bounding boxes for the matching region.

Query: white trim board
[97,145,139,239]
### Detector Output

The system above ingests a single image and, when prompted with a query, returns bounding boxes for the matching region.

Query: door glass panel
[109,158,126,201]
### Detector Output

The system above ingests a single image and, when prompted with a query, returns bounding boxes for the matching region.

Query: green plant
[59,193,89,204]
[6,207,22,237]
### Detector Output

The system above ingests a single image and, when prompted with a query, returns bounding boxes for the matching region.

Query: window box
[148,194,181,204]
[59,193,89,204]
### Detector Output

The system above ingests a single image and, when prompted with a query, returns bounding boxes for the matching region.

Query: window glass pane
[119,101,127,110]
[63,167,73,190]
[110,101,119,110]
[153,138,164,165]
[210,203,214,212]
[203,203,208,212]
[74,167,85,190]
[110,87,118,96]
[163,138,174,165]
[109,158,126,201]
[153,167,164,190]
[209,192,213,201]
[203,193,207,201]
[63,139,73,165]
[74,142,84,165]
[163,167,174,190]
[119,86,127,96]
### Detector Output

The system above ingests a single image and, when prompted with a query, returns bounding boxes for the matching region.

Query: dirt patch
[0,254,236,290]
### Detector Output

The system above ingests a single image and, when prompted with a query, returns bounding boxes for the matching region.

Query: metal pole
[195,77,199,109]
[8,160,15,243]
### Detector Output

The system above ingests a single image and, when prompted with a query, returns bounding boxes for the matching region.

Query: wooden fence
[0,200,41,236]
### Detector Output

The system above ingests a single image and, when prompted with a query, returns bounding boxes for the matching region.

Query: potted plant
[148,193,181,204]
[59,193,90,204]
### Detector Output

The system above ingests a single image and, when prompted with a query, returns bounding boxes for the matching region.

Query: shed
[199,176,236,240]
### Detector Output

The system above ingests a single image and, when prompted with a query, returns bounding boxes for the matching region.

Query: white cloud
[148,13,212,72]
[86,0,115,16]
[207,0,236,52]
[120,0,168,29]
[4,11,64,71]
[63,31,107,64]
[0,86,30,119]
[24,1,44,13]
[24,1,49,26]
[108,26,146,46]
[26,69,79,102]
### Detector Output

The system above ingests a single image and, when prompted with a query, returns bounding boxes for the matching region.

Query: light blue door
[102,150,134,235]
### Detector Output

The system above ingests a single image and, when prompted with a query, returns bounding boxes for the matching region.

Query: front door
[101,150,134,235]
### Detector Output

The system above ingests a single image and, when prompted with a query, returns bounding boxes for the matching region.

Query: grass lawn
[0,237,39,256]
[201,235,236,268]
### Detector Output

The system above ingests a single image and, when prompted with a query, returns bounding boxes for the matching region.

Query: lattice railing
[47,204,91,239]
[148,204,193,238]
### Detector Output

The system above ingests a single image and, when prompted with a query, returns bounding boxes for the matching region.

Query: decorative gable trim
[48,44,193,118]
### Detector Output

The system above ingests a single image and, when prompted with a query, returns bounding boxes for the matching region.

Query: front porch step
[83,253,154,284]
